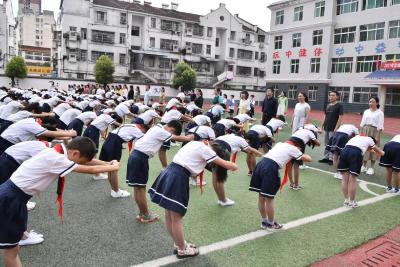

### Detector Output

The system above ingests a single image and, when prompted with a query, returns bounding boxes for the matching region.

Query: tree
[172,62,197,92]
[94,55,115,87]
[5,56,27,87]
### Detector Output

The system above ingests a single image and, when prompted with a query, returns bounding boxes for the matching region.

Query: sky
[9,0,275,31]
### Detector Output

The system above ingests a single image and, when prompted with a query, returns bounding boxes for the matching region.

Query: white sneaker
[93,173,108,180]
[189,179,197,186]
[349,201,358,208]
[218,198,235,206]
[19,235,44,246]
[366,168,375,175]
[111,189,130,198]
[334,173,343,180]
[28,230,43,238]
[386,187,396,193]
[361,166,368,173]
[299,164,308,170]
[343,199,350,207]
[26,201,36,211]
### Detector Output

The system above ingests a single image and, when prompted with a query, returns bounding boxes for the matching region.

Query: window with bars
[206,45,211,55]
[294,6,303,21]
[353,87,378,103]
[119,33,126,44]
[329,87,350,103]
[236,66,252,76]
[159,58,171,69]
[386,88,400,106]
[193,24,204,36]
[292,33,301,47]
[386,54,400,60]
[131,26,140,36]
[360,22,385,41]
[91,51,113,62]
[389,20,400,39]
[161,20,181,32]
[291,59,300,73]
[362,0,387,10]
[149,37,155,48]
[91,30,114,44]
[275,10,284,25]
[81,28,87,40]
[334,26,356,44]
[310,58,321,73]
[237,49,253,60]
[331,57,353,73]
[96,11,107,23]
[119,54,126,65]
[288,85,298,100]
[274,35,283,49]
[336,0,358,15]
[120,13,127,25]
[273,60,281,74]
[308,86,318,101]
[313,30,323,45]
[151,18,156,28]
[315,1,325,17]
[356,55,382,72]
[160,39,178,50]
[207,27,213,37]
[192,43,203,54]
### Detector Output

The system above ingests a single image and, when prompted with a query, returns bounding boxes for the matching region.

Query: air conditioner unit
[186,28,193,36]
[173,45,179,52]
[69,31,78,41]
[68,54,77,62]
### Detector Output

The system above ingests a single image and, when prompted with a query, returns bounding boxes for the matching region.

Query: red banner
[381,61,400,70]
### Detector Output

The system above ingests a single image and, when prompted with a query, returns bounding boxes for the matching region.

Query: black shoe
[327,160,333,165]
[318,158,330,163]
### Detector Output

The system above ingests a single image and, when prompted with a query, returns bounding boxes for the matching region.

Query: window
[331,57,353,73]
[120,13,127,25]
[255,52,259,60]
[315,1,325,17]
[207,27,213,37]
[159,58,170,69]
[96,11,107,23]
[206,45,211,55]
[79,50,87,61]
[292,33,301,47]
[237,49,253,60]
[192,43,203,54]
[294,6,303,21]
[236,66,252,76]
[353,87,378,103]
[259,71,266,78]
[254,68,259,77]
[310,58,321,73]
[119,33,126,44]
[275,10,284,25]
[230,31,236,41]
[147,56,155,68]
[149,37,155,48]
[151,18,156,28]
[131,26,140,36]
[360,22,385,41]
[92,30,114,44]
[329,87,350,102]
[161,20,181,32]
[386,88,400,106]
[119,54,126,65]
[313,30,323,45]
[291,59,300,73]
[273,60,281,74]
[260,52,266,63]
[336,0,358,15]
[258,35,266,43]
[191,63,210,73]
[393,0,400,5]
[389,20,400,39]
[334,26,356,44]
[81,28,87,40]
[193,24,204,36]
[216,38,220,47]
[288,85,298,99]
[274,35,283,49]
[229,48,235,58]
[362,0,387,10]
[91,51,113,62]
[70,26,77,32]
[308,86,318,101]
[386,54,400,60]
[160,39,178,50]
[356,55,382,72]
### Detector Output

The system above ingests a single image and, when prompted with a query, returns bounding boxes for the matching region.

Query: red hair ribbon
[53,143,65,223]
[279,140,296,192]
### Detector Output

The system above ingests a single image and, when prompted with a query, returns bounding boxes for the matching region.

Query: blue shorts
[246,130,261,150]
[213,123,225,138]
[337,145,363,176]
[327,132,349,155]
[99,133,124,162]
[249,158,280,198]
[67,119,84,136]
[0,153,20,185]
[57,120,67,130]
[0,180,32,249]
[0,136,14,155]
[41,103,51,112]
[149,163,191,216]
[0,120,13,134]
[126,150,150,187]
[83,125,100,148]
[379,141,400,171]
[133,117,145,125]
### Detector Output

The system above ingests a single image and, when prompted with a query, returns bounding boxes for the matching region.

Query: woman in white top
[360,96,384,175]
[291,92,310,134]
[238,91,251,131]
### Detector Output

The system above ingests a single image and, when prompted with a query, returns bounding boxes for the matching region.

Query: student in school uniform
[338,135,384,208]
[98,124,144,198]
[326,124,359,179]
[0,118,77,155]
[249,140,312,230]
[212,118,243,138]
[379,135,400,193]
[213,133,263,206]
[0,100,24,122]
[58,108,82,130]
[185,95,202,117]
[126,120,192,223]
[149,141,238,258]
[114,102,137,121]
[0,137,119,267]
[263,116,286,152]
[133,108,161,128]
[206,104,226,125]
[185,114,212,134]
[67,111,97,136]
[53,102,72,121]
[165,97,184,112]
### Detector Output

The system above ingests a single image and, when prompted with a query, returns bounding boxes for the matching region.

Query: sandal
[173,241,196,254]
[176,245,199,259]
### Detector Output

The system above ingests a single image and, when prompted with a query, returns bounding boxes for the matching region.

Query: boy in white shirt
[380,135,400,193]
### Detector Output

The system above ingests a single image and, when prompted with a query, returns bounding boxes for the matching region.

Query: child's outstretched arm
[172,134,193,143]
[42,129,77,138]
[371,146,385,156]
[245,147,263,157]
[74,161,119,174]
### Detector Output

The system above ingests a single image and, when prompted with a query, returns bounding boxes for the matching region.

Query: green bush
[172,62,197,91]
[6,56,27,86]
[94,55,115,87]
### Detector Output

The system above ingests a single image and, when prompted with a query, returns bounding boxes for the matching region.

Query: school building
[266,0,400,117]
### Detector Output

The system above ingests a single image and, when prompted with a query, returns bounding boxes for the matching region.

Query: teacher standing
[261,88,278,125]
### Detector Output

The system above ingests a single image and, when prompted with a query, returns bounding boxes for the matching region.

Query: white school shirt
[60,108,82,125]
[89,100,101,108]
[302,124,320,133]
[6,110,32,122]
[390,135,400,143]
[0,101,22,119]
[91,114,115,132]
[209,105,224,116]
[291,128,317,145]
[173,141,217,176]
[42,96,60,107]
[115,103,131,117]
[76,111,97,124]
[188,125,216,140]
[265,142,303,168]
[216,134,249,153]
[138,109,159,124]
[186,102,201,113]
[77,100,89,110]
[216,119,236,129]
[266,118,285,132]
[193,115,211,126]
[28,96,43,104]
[5,141,48,164]
[134,124,172,157]
[161,110,182,124]
[360,109,384,130]
[337,124,359,136]
[111,124,144,142]
[135,103,150,113]
[346,135,375,155]
[1,118,47,144]
[53,103,72,117]
[249,125,273,138]
[234,114,252,123]
[165,98,181,110]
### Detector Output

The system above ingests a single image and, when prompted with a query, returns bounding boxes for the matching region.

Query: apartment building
[0,0,16,74]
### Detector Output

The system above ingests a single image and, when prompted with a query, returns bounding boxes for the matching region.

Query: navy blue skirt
[133,117,145,125]
[249,157,280,198]
[99,133,124,161]
[184,122,197,135]
[0,180,32,249]
[67,118,84,136]
[213,123,225,137]
[246,130,261,150]
[337,145,363,176]
[41,103,51,113]
[0,120,13,134]
[126,150,150,187]
[148,163,191,216]
[214,139,232,153]
[0,153,20,185]
[0,136,14,155]
[83,125,100,148]
[57,120,67,130]
[379,141,400,171]
[327,132,349,154]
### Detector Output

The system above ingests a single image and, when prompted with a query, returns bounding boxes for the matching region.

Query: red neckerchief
[231,152,237,163]
[53,143,66,223]
[280,140,297,192]
[37,118,43,125]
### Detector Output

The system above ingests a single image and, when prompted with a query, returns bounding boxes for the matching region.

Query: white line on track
[131,193,395,267]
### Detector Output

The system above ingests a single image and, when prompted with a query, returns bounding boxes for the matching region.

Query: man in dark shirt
[261,88,278,125]
[319,91,344,164]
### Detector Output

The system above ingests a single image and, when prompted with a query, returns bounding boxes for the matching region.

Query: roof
[93,0,201,22]
[365,70,400,80]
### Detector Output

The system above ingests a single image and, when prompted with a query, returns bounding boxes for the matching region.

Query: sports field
[21,122,399,267]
